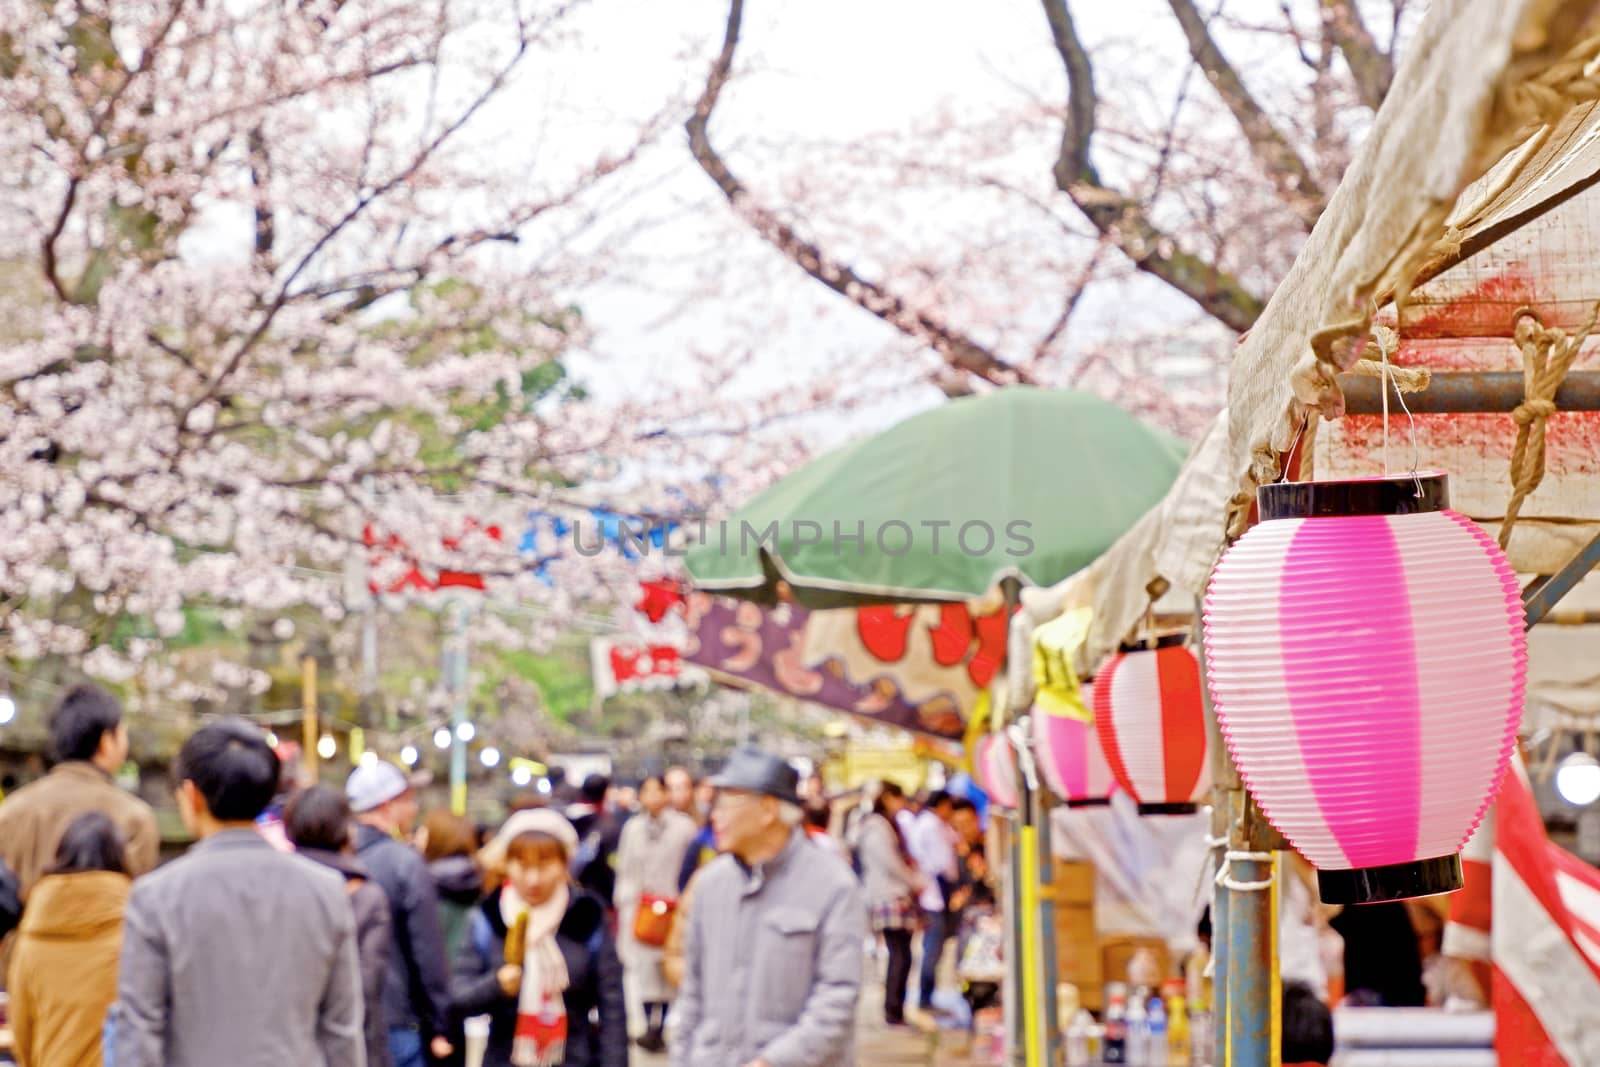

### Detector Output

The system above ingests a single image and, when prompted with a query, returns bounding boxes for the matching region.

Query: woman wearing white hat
[452,809,628,1067]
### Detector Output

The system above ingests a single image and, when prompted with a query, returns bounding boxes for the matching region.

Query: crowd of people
[0,684,999,1067]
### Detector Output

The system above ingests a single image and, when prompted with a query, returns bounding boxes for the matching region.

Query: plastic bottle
[1126,990,1149,1066]
[1103,984,1129,1064]
[1164,984,1191,1066]
[1065,1008,1095,1067]
[1146,995,1167,1067]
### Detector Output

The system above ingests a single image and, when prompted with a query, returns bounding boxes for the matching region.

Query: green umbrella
[685,387,1189,607]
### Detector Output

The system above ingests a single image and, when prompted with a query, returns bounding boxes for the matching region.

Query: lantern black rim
[1258,472,1449,520]
[1118,632,1188,654]
[1064,797,1112,809]
[1136,802,1198,816]
[1316,853,1463,905]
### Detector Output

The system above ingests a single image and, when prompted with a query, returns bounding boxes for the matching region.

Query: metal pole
[302,653,319,785]
[1007,808,1027,1067]
[1012,732,1047,1067]
[1223,791,1276,1067]
[1034,778,1063,1066]
[1197,596,1280,1066]
[1338,369,1600,414]
[448,603,471,816]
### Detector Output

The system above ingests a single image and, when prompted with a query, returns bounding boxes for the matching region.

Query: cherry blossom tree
[684,0,1417,428]
[0,0,850,692]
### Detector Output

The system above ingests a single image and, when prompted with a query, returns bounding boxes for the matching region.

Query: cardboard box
[1051,859,1095,904]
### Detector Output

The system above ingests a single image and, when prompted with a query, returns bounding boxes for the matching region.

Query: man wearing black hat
[670,747,866,1067]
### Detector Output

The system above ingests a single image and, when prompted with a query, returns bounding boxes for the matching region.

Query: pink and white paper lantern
[1203,473,1526,904]
[1033,687,1115,807]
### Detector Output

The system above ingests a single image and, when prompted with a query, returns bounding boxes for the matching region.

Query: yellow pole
[301,654,319,785]
[1019,822,1045,1067]
[1270,852,1282,1067]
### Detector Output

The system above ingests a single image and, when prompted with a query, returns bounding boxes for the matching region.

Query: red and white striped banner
[1444,757,1600,1065]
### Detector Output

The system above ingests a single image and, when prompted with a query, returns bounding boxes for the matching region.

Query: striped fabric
[1443,757,1600,1066]
[1093,645,1210,808]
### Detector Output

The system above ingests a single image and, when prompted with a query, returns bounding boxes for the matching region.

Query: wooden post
[302,653,319,785]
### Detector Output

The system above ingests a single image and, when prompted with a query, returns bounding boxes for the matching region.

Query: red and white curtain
[1444,757,1600,1065]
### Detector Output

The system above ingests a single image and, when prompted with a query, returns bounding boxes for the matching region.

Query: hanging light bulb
[456,722,476,743]
[400,745,420,766]
[264,731,279,748]
[511,766,533,787]
[480,746,501,768]
[317,735,337,760]
[1556,752,1600,807]
[536,777,552,795]
[0,695,17,725]
[433,727,452,750]
[359,751,378,769]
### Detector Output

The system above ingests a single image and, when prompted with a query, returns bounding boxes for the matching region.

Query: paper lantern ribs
[1203,473,1526,905]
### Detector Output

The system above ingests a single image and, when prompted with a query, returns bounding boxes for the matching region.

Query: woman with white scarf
[451,808,628,1067]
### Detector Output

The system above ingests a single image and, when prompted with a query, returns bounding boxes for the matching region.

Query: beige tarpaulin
[1011,0,1600,704]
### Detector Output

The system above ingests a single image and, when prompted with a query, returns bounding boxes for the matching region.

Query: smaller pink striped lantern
[1204,473,1526,905]
[1093,641,1212,815]
[1034,686,1115,807]
[980,733,1020,810]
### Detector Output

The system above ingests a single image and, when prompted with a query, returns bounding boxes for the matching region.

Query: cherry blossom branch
[1039,0,1266,333]
[687,0,1030,388]
[1166,0,1326,229]
[1320,0,1393,110]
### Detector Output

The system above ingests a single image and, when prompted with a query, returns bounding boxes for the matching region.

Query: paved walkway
[637,977,981,1066]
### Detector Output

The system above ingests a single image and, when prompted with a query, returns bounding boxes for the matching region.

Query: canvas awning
[1012,0,1600,701]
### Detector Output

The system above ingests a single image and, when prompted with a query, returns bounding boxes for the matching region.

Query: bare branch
[687,0,1030,387]
[1039,0,1266,333]
[39,176,80,303]
[1321,0,1393,110]
[1166,0,1326,228]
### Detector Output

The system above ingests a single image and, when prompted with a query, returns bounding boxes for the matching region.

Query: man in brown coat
[0,684,160,900]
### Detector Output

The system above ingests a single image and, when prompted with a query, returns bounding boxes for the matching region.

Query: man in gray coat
[112,720,364,1067]
[671,747,865,1067]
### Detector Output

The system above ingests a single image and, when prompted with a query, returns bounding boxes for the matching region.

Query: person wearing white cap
[347,761,456,1067]
[452,808,628,1067]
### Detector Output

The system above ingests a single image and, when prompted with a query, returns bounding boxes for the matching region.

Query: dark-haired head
[1281,980,1334,1065]
[639,775,669,817]
[49,684,126,769]
[580,774,611,805]
[284,785,353,853]
[49,811,128,876]
[926,790,954,814]
[803,802,830,832]
[175,719,281,830]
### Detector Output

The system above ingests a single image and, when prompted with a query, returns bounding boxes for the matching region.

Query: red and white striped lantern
[1034,686,1115,807]
[1093,643,1211,814]
[1203,473,1526,904]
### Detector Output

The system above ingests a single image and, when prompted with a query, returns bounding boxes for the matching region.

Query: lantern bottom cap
[1064,797,1112,809]
[1136,802,1199,816]
[1316,853,1464,905]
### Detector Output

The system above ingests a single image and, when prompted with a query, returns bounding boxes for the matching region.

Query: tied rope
[1204,833,1274,893]
[1500,303,1600,550]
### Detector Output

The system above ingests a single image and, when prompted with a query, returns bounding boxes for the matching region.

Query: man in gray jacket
[112,719,364,1067]
[671,747,865,1067]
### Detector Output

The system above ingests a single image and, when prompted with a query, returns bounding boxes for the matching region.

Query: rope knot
[1514,398,1558,425]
